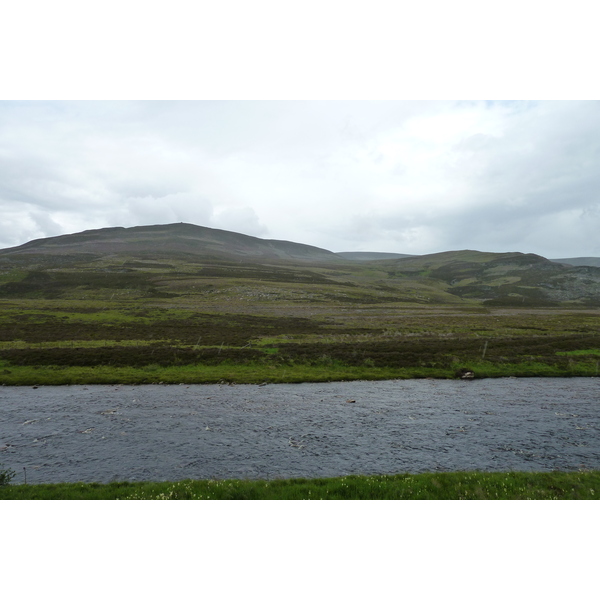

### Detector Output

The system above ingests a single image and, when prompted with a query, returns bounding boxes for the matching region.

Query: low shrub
[0,464,16,486]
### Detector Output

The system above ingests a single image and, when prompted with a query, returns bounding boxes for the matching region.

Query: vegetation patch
[0,346,264,367]
[1,471,598,500]
[557,348,600,356]
[0,240,599,385]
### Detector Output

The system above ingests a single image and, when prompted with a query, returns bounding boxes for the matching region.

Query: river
[1,378,599,484]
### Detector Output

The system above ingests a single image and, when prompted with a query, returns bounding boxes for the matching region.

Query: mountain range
[1,223,600,306]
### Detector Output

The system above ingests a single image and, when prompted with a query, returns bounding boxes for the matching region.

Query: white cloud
[212,206,268,238]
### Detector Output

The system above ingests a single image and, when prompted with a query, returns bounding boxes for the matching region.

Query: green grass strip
[1,471,599,500]
[1,359,600,385]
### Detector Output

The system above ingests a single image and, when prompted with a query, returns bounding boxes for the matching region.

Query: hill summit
[0,223,341,263]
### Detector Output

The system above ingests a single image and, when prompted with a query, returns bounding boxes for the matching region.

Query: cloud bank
[1,100,599,258]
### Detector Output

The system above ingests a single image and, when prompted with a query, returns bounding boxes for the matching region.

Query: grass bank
[1,358,599,385]
[1,471,598,500]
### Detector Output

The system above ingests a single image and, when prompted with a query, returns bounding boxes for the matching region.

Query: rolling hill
[335,251,415,261]
[379,250,600,306]
[0,223,341,263]
[1,223,600,306]
[550,257,600,268]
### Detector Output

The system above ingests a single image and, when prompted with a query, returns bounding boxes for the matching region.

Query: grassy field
[1,241,600,385]
[1,297,599,384]
[1,471,598,500]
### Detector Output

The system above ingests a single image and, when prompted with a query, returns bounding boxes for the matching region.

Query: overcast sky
[1,99,599,258]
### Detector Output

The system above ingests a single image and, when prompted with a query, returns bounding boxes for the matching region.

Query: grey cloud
[1,101,600,257]
[116,193,215,228]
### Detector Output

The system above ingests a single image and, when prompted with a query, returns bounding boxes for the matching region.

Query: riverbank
[2,471,599,499]
[1,358,599,386]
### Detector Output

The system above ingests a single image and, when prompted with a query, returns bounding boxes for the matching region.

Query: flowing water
[1,378,599,484]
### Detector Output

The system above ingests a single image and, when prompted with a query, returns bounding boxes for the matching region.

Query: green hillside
[0,222,341,263]
[2,225,600,306]
[1,224,600,384]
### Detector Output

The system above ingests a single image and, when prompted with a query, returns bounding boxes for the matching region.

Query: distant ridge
[336,251,416,261]
[0,223,342,263]
[550,257,600,268]
[3,223,598,269]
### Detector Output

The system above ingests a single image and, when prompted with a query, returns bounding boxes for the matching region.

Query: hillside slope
[0,223,342,263]
[1,225,600,306]
[381,250,600,306]
[335,251,415,261]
